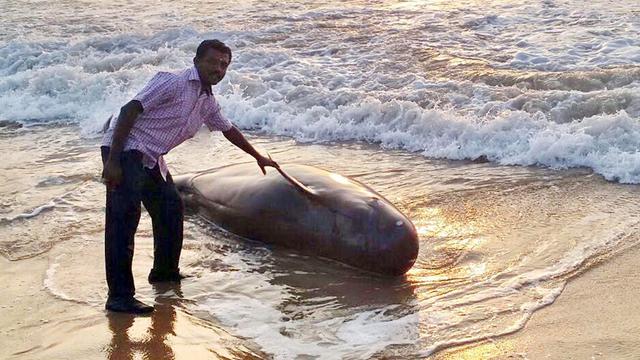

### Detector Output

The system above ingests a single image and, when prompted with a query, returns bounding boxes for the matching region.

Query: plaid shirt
[102,67,233,179]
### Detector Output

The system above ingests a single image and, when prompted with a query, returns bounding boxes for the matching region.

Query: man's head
[194,39,232,86]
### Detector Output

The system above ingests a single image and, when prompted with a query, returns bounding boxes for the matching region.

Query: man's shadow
[105,283,184,360]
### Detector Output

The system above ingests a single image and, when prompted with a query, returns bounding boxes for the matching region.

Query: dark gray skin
[175,163,419,276]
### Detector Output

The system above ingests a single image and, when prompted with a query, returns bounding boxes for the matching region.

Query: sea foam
[1,1,639,183]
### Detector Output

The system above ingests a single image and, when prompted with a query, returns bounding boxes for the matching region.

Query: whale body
[174,163,419,276]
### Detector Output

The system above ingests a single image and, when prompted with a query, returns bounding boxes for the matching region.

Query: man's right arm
[102,100,143,189]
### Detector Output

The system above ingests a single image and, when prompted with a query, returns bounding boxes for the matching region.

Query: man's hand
[222,126,279,175]
[102,159,123,190]
[102,100,142,190]
[256,154,279,175]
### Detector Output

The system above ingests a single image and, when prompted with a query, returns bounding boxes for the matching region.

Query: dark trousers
[101,147,184,299]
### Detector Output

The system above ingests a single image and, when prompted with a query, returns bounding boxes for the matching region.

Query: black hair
[195,39,232,61]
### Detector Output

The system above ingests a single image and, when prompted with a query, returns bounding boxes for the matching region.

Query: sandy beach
[3,242,640,359]
[0,248,267,360]
[438,245,640,360]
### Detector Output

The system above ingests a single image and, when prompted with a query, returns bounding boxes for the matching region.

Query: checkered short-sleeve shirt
[102,67,233,179]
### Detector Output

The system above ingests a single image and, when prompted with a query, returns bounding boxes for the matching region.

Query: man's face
[195,48,230,86]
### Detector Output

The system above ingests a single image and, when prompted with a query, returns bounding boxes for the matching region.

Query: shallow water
[2,126,639,358]
[2,0,640,358]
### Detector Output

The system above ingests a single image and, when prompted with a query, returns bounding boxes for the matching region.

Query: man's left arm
[223,126,279,174]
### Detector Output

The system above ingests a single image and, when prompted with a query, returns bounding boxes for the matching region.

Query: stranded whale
[174,163,419,276]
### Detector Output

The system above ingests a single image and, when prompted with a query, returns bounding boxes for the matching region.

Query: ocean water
[1,0,639,358]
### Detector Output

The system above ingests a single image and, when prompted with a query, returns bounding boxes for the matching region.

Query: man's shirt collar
[188,67,212,96]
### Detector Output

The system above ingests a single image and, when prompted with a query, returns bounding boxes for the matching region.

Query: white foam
[0,190,79,224]
[43,257,74,302]
[1,12,639,181]
[221,88,640,183]
[196,281,419,360]
[189,240,421,359]
[0,201,56,224]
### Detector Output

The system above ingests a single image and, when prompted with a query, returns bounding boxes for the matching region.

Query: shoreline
[3,242,640,359]
[436,244,640,359]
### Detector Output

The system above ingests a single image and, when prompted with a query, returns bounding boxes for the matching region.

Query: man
[101,39,278,314]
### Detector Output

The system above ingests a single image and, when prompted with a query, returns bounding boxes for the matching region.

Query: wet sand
[0,255,266,360]
[437,245,640,359]
[3,244,640,359]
